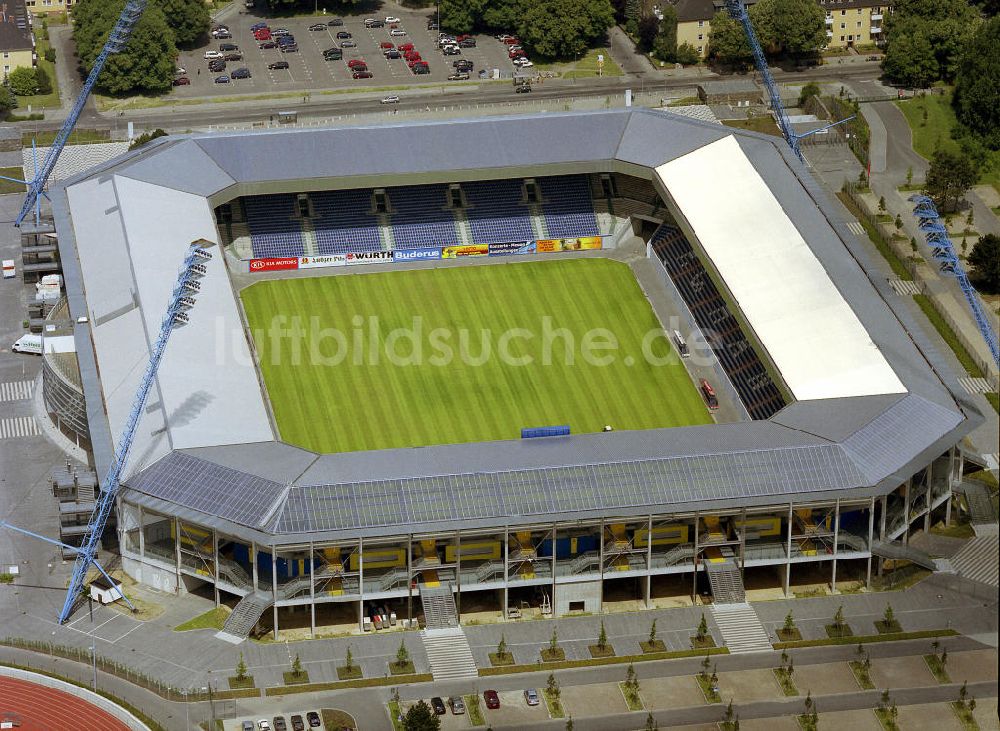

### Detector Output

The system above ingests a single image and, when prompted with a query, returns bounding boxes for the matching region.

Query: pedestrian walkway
[0,416,41,439]
[0,380,34,402]
[958,377,994,394]
[846,221,866,236]
[711,603,772,654]
[949,535,999,588]
[420,626,478,681]
[888,278,921,296]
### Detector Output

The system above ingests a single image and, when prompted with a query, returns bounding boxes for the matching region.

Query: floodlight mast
[15,0,149,227]
[48,242,213,624]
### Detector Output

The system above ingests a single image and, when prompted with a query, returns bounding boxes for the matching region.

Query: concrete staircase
[705,560,745,604]
[421,626,479,680]
[950,536,999,588]
[216,592,271,644]
[711,602,772,654]
[959,481,999,535]
[870,540,938,571]
[420,584,459,630]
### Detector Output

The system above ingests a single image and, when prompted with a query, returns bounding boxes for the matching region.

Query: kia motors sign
[249,257,299,272]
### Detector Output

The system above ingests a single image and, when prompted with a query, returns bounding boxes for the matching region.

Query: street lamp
[182,689,189,730]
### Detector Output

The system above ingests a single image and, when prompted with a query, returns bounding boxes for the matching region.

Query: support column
[455,530,462,620]
[692,513,700,603]
[502,527,509,622]
[738,507,747,578]
[358,537,365,632]
[550,524,557,617]
[784,503,793,598]
[407,535,413,625]
[251,541,259,592]
[866,496,875,591]
[831,499,841,593]
[877,495,888,578]
[174,517,182,589]
[270,548,279,640]
[645,515,653,610]
[598,517,605,607]
[137,505,145,562]
[902,478,911,545]
[309,540,315,639]
[213,528,220,608]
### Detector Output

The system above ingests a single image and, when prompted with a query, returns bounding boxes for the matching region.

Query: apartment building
[0,0,36,80]
[23,0,73,16]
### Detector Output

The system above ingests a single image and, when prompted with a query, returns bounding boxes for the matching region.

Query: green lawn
[534,48,623,79]
[242,258,710,454]
[14,30,61,110]
[895,91,1000,193]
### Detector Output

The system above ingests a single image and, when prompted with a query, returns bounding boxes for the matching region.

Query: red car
[347,59,367,67]
[509,48,526,59]
[502,37,520,45]
[483,690,500,710]
[172,76,190,85]
[456,34,471,42]
[398,42,414,52]
[380,41,394,49]
[254,28,271,41]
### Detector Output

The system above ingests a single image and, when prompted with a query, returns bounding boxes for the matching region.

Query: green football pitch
[241,258,711,453]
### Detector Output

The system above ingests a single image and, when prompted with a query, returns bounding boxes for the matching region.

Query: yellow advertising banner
[536,237,603,253]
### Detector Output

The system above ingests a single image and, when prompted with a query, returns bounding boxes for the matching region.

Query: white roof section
[66,174,273,479]
[655,135,906,401]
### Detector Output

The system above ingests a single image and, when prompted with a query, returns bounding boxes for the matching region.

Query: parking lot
[174,5,522,98]
[224,710,328,731]
[398,689,548,729]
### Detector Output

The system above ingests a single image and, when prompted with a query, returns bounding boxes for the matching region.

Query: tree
[291,653,302,677]
[397,638,410,665]
[960,680,968,702]
[598,620,608,650]
[882,604,896,628]
[550,628,559,652]
[907,166,914,186]
[497,634,509,659]
[895,213,904,230]
[547,672,560,698]
[157,0,209,47]
[0,86,17,118]
[648,619,658,645]
[708,10,752,66]
[697,613,708,640]
[403,699,441,731]
[751,0,826,56]
[645,711,659,731]
[235,652,247,681]
[344,645,354,671]
[925,148,979,212]
[954,16,1000,149]
[833,605,845,629]
[438,0,481,34]
[881,32,939,87]
[517,0,616,59]
[968,697,976,714]
[798,83,820,108]
[565,716,574,731]
[7,67,38,96]
[652,5,677,61]
[675,42,700,65]
[33,67,52,96]
[128,128,168,150]
[637,15,660,52]
[969,234,1000,291]
[879,196,887,213]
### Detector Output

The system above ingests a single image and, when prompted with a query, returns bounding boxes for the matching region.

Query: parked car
[458,38,476,47]
[442,46,460,55]
[231,67,251,79]
[224,52,243,61]
[340,40,357,47]
[272,718,287,731]
[242,722,254,731]
[290,716,305,731]
[449,697,466,714]
[380,95,400,104]
[277,35,296,46]
[389,28,407,36]
[385,15,401,23]
[268,60,290,69]
[172,76,190,85]
[412,63,430,74]
[204,50,224,59]
[399,42,415,51]
[448,72,469,80]
[453,59,473,70]
[336,30,352,38]
[353,70,373,79]
[305,712,321,728]
[208,59,226,72]
[430,697,446,715]
[214,74,231,83]
[250,22,268,31]
[254,28,271,41]
[502,37,521,44]
[211,29,232,39]
[427,20,439,30]
[525,688,540,706]
[327,17,344,26]
[364,18,384,28]
[324,49,343,59]
[308,23,327,31]
[484,690,500,709]
[272,28,291,36]
[219,42,238,51]
[259,40,278,48]
[280,44,299,52]
[514,59,533,68]
[384,49,401,58]
[380,41,394,49]
[257,721,271,731]
[515,84,530,93]
[175,66,186,74]
[347,58,367,67]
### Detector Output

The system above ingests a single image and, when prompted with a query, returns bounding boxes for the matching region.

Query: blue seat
[463,179,534,244]
[387,185,459,248]
[311,189,383,255]
[244,194,305,258]
[539,175,599,239]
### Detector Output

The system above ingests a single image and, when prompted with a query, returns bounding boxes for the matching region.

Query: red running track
[0,675,130,731]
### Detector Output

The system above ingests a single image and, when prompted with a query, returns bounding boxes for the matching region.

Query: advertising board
[298,255,347,269]
[535,236,603,253]
[442,244,489,258]
[249,257,299,272]
[488,241,536,256]
[394,247,442,262]
[345,251,395,265]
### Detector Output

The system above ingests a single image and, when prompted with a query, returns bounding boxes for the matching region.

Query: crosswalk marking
[958,377,993,394]
[0,416,41,439]
[0,380,34,403]
[888,278,921,296]
[846,221,865,236]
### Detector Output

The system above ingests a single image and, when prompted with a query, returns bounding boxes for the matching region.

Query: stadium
[46,108,983,641]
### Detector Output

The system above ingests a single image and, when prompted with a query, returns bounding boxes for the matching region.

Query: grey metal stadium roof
[50,108,977,545]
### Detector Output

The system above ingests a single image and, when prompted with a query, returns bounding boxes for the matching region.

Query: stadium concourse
[43,108,986,641]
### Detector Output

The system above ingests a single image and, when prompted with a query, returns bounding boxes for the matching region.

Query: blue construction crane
[14,0,148,227]
[909,195,999,367]
[723,0,854,161]
[2,241,213,623]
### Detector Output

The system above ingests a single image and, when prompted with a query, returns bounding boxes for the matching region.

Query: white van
[12,334,43,355]
[1,259,14,279]
[672,329,690,357]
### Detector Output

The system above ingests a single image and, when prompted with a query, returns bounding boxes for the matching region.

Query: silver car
[449,696,466,714]
[524,688,540,706]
